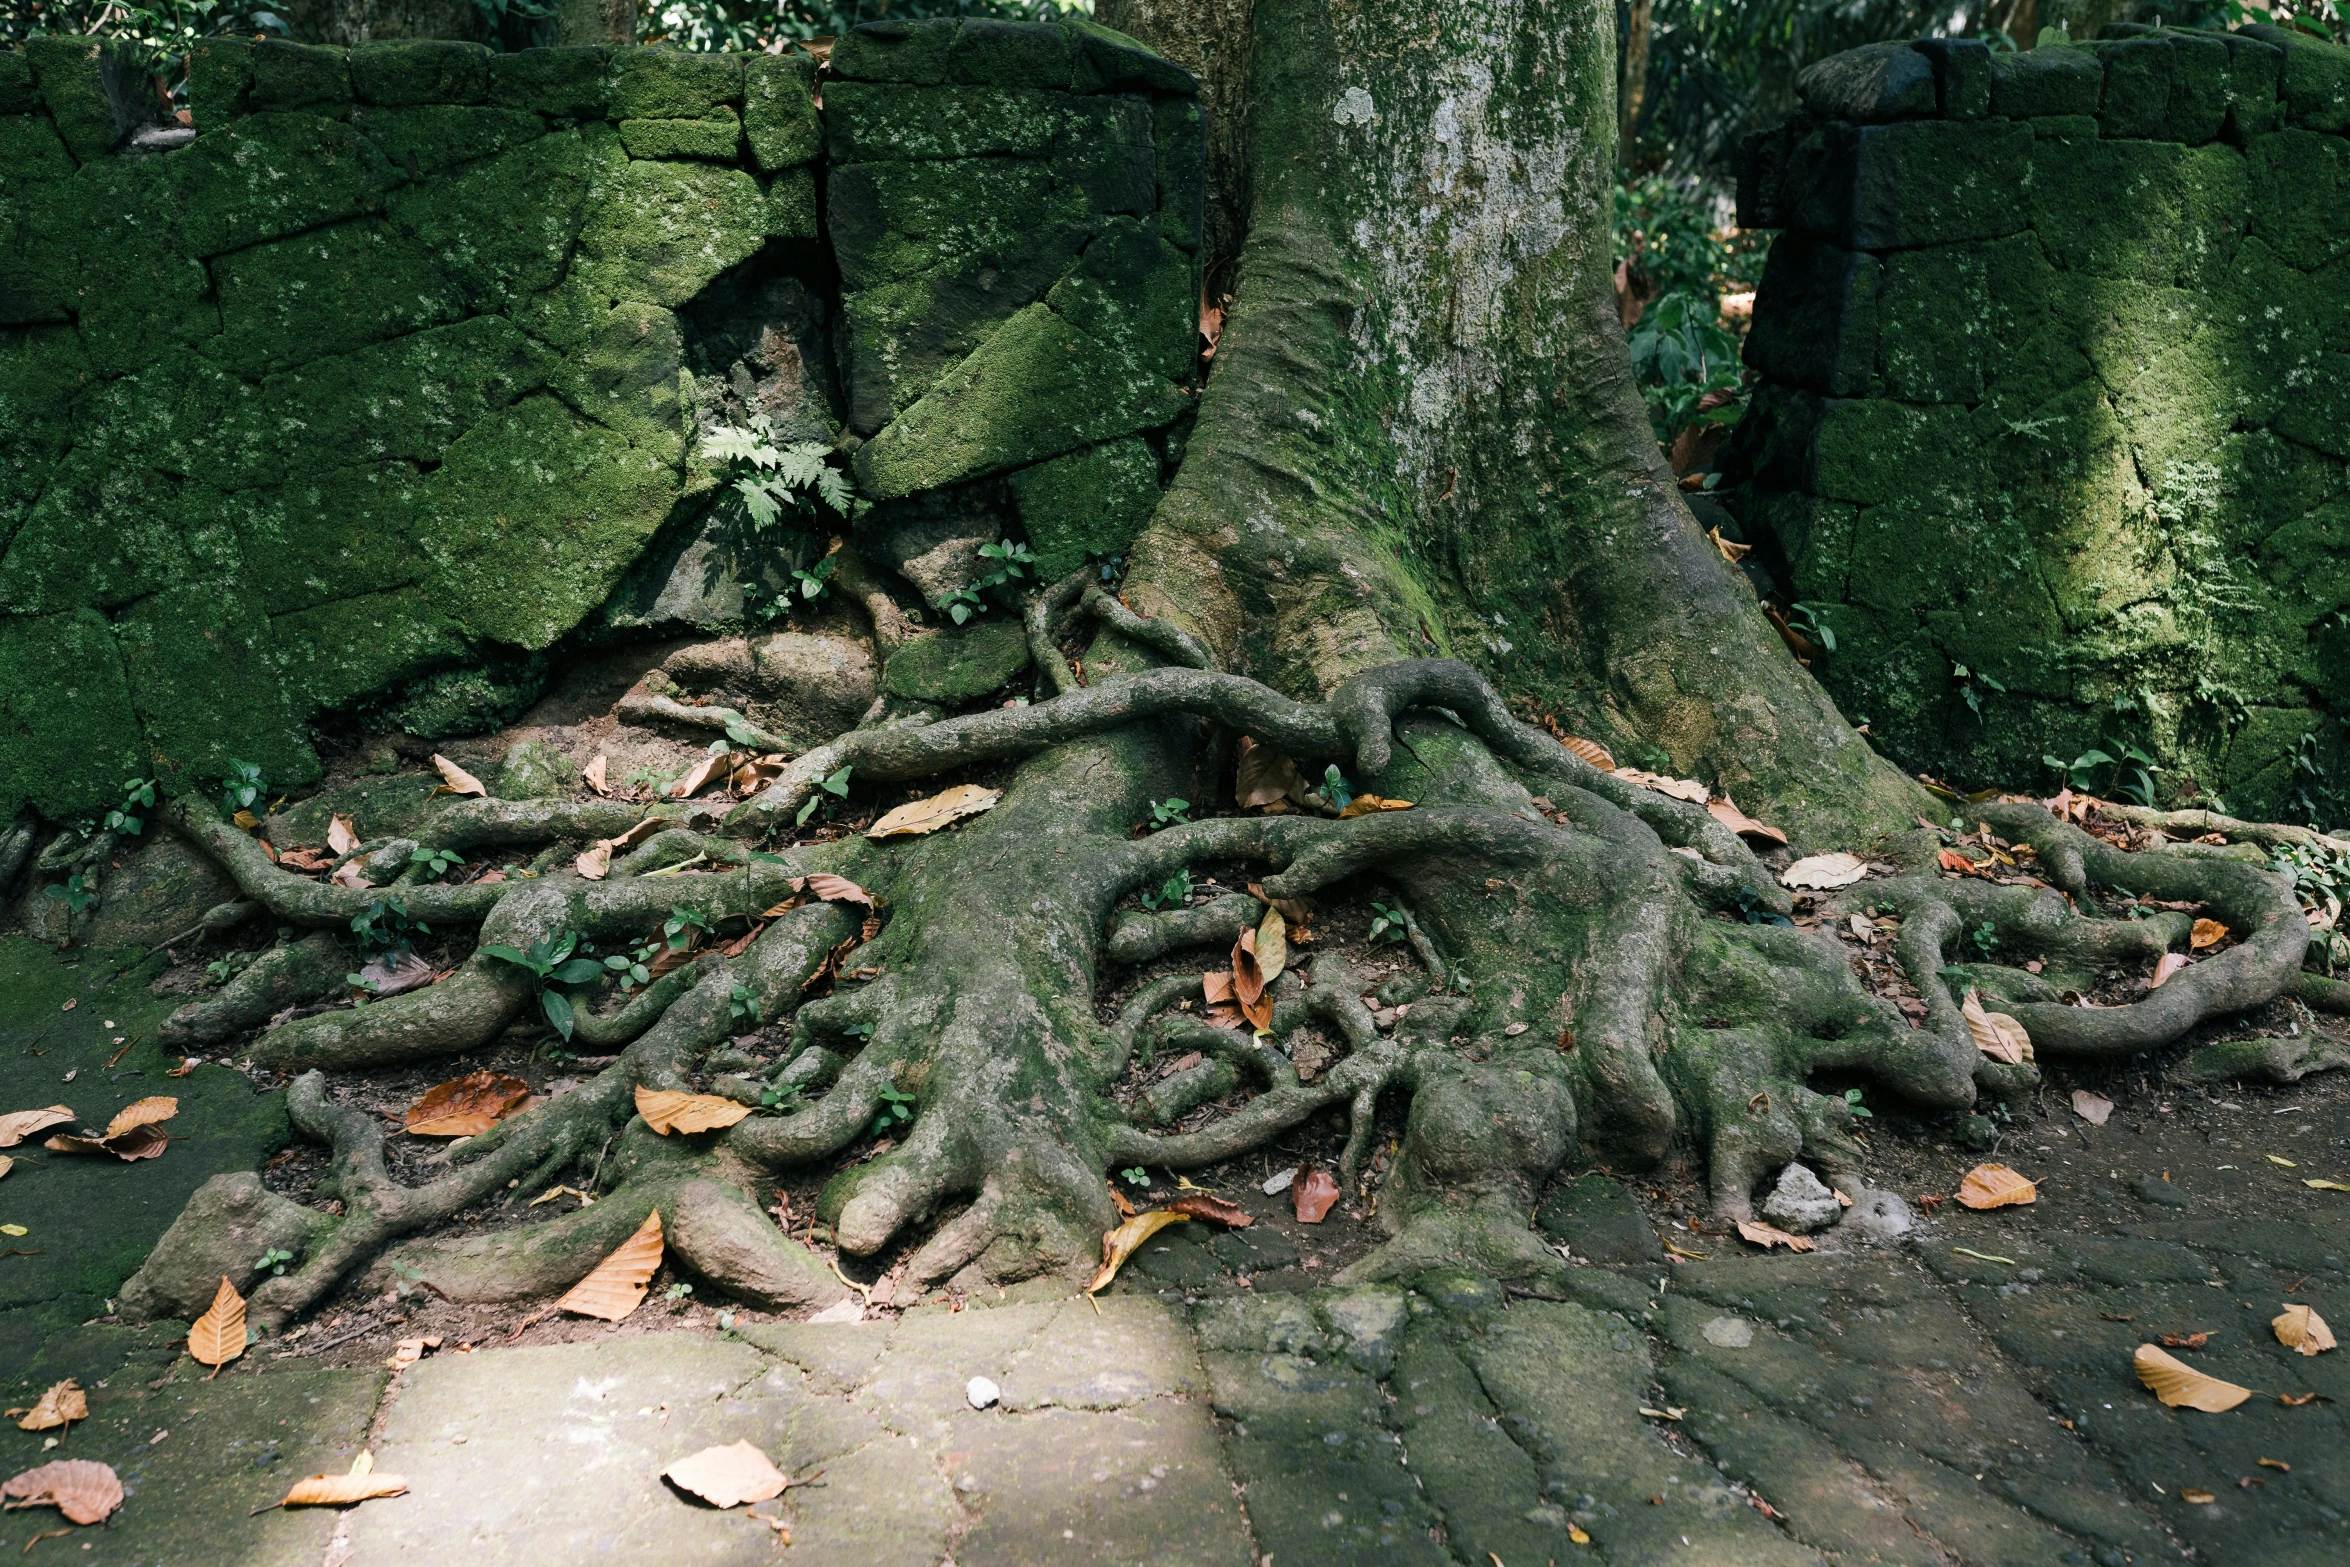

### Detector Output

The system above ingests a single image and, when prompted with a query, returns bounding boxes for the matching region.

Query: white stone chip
[966,1376,1000,1410]
[1261,1167,1297,1196]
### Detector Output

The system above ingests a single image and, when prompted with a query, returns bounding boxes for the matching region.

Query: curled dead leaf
[2180,1488,2216,1505]
[609,817,667,853]
[428,754,486,798]
[1956,1163,2037,1210]
[1961,991,2033,1065]
[2150,952,2189,989]
[1293,1167,1341,1224]
[1613,768,1711,805]
[1,1459,122,1525]
[1937,847,1982,875]
[557,1210,664,1321]
[188,1276,246,1372]
[45,1122,169,1161]
[1706,795,1787,845]
[868,784,1000,838]
[1167,1193,1253,1228]
[1254,908,1288,986]
[1234,736,1304,810]
[2273,1303,2336,1356]
[1089,1209,1191,1294]
[106,1096,178,1138]
[2071,1089,2114,1126]
[1336,794,1414,819]
[2190,917,2228,951]
[575,843,612,880]
[1735,1218,1817,1253]
[1559,734,1616,771]
[405,1072,532,1138]
[1780,852,1868,890]
[0,1107,74,1148]
[2134,1344,2251,1412]
[634,1086,753,1136]
[279,1460,408,1508]
[663,1440,788,1509]
[330,860,372,888]
[669,749,739,800]
[583,754,609,795]
[327,815,361,856]
[6,1380,85,1432]
[799,873,874,908]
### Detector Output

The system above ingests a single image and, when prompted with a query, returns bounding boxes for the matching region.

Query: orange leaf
[800,873,874,908]
[428,754,486,798]
[1,1460,122,1525]
[1956,1163,2037,1210]
[188,1276,246,1371]
[575,843,612,881]
[1088,1209,1191,1294]
[634,1086,753,1136]
[1337,794,1413,819]
[2150,952,2189,989]
[668,750,738,800]
[327,814,361,856]
[0,1107,74,1148]
[662,1440,788,1509]
[45,1123,168,1161]
[1167,1193,1252,1228]
[2273,1303,2336,1356]
[1201,970,1234,1005]
[1961,990,2033,1065]
[2134,1344,2252,1412]
[582,754,610,795]
[279,1469,409,1507]
[609,817,668,852]
[1108,1183,1136,1217]
[1293,1167,1340,1223]
[1560,735,1616,771]
[556,1210,664,1321]
[105,1096,178,1138]
[867,784,1000,839]
[2190,917,2228,950]
[404,1072,532,1138]
[6,1380,86,1433]
[1937,848,1980,875]
[1735,1218,1817,1252]
[1706,794,1787,845]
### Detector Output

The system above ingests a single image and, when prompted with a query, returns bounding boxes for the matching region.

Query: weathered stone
[1742,233,1878,397]
[882,620,1031,704]
[1007,437,1164,577]
[115,582,318,793]
[117,1173,336,1323]
[1759,1162,1843,1234]
[349,39,490,107]
[608,45,740,119]
[616,109,741,160]
[492,738,573,799]
[1911,37,1990,119]
[1794,41,1938,122]
[250,40,350,110]
[84,832,239,949]
[1988,43,2103,118]
[488,44,609,117]
[749,631,881,742]
[1843,1187,1914,1242]
[1534,1171,1664,1266]
[744,51,819,169]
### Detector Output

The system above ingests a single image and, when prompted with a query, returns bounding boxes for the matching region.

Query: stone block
[350,39,491,106]
[2031,136,2248,285]
[1790,118,2031,250]
[185,35,250,125]
[1795,41,1938,122]
[765,164,818,239]
[385,127,595,313]
[830,155,1089,291]
[1743,232,1878,396]
[250,40,348,110]
[175,111,397,258]
[2242,22,2350,132]
[0,456,235,614]
[2212,30,2285,141]
[823,81,1066,162]
[0,47,34,113]
[2248,128,2350,272]
[882,620,1031,702]
[616,108,740,160]
[24,34,115,161]
[237,463,432,614]
[1814,398,1976,506]
[1007,436,1162,577]
[609,45,740,118]
[836,241,1085,432]
[488,44,609,117]
[272,589,472,717]
[210,218,467,377]
[1988,45,2101,118]
[356,103,544,180]
[572,157,769,307]
[1534,1171,1664,1265]
[0,609,146,818]
[1913,37,1991,119]
[1155,95,1204,252]
[1058,93,1157,217]
[1735,121,1802,228]
[115,580,316,791]
[744,50,819,169]
[1044,214,1197,383]
[2159,30,2232,143]
[831,18,957,85]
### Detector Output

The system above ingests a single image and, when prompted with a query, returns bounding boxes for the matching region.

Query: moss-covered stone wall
[1727,25,2350,820]
[0,20,1199,824]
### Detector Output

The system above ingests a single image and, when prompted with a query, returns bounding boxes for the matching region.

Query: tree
[132,1,2334,1326]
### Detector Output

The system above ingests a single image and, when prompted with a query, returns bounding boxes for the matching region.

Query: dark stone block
[1796,42,1939,122]
[1988,46,2102,119]
[609,46,740,118]
[2088,37,2171,139]
[1715,382,1823,493]
[1534,1173,1663,1267]
[1913,37,1991,119]
[952,18,1084,89]
[744,51,818,169]
[25,35,118,161]
[0,48,33,115]
[2158,31,2230,143]
[1059,93,1157,218]
[830,19,955,86]
[350,40,490,107]
[1788,118,2031,250]
[1735,121,1802,228]
[1155,95,1204,252]
[2242,22,2350,132]
[1743,233,1879,396]
[185,37,252,127]
[488,46,609,119]
[2209,31,2284,142]
[250,41,348,110]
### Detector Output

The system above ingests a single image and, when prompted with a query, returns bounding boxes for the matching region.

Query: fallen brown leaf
[575,843,612,880]
[105,1096,178,1138]
[799,873,874,908]
[609,817,667,852]
[1780,852,1867,890]
[2273,1303,2335,1356]
[867,784,1000,839]
[1708,525,1752,563]
[1956,1163,2037,1210]
[2072,1089,2114,1126]
[385,1336,442,1372]
[556,1210,664,1322]
[1961,991,2033,1065]
[279,1455,408,1509]
[1706,795,1788,845]
[2134,1344,2251,1412]
[0,1108,74,1148]
[1293,1167,1341,1223]
[2161,1332,2210,1349]
[2259,1457,2290,1470]
[2190,917,2228,950]
[1558,735,1615,771]
[1937,847,1981,876]
[188,1276,246,1374]
[1231,929,1267,1012]
[669,749,738,800]
[1254,908,1288,987]
[1336,794,1414,819]
[327,815,361,856]
[1089,1209,1191,1294]
[429,754,486,798]
[2280,1392,2320,1406]
[662,1440,789,1508]
[634,1085,753,1136]
[1614,768,1711,805]
[1107,1182,1136,1218]
[1,1460,122,1525]
[2150,952,2189,989]
[1167,1193,1253,1228]
[2180,1488,2216,1505]
[5,1380,85,1433]
[404,1072,531,1138]
[583,754,610,795]
[45,1122,168,1161]
[1234,736,1304,809]
[330,860,372,888]
[1735,1218,1817,1252]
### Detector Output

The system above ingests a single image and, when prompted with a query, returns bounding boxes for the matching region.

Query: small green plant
[1368,902,1409,943]
[795,765,854,828]
[2271,837,2350,972]
[104,778,157,837]
[1148,798,1191,830]
[1319,765,1355,813]
[204,958,237,986]
[1951,663,2007,720]
[411,846,465,881]
[625,764,681,796]
[604,938,657,992]
[664,1281,694,1303]
[1783,603,1837,655]
[479,931,604,1039]
[663,905,715,951]
[1969,920,1999,957]
[938,540,1039,625]
[1141,869,1193,911]
[1626,289,1746,442]
[701,416,853,528]
[870,1085,917,1140]
[42,873,98,915]
[729,984,761,1026]
[351,897,427,959]
[1120,1166,1150,1187]
[2041,739,2158,806]
[1842,1087,1873,1121]
[255,1246,294,1277]
[219,759,267,817]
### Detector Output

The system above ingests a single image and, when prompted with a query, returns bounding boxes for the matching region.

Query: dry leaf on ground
[868,784,1001,838]
[1293,1167,1341,1223]
[2180,1488,2216,1504]
[428,754,486,798]
[2273,1304,2336,1356]
[669,750,739,800]
[1,1460,122,1525]
[280,1454,408,1509]
[583,754,610,794]
[1961,991,2033,1065]
[0,1108,73,1148]
[357,951,435,999]
[6,1380,85,1433]
[1167,1193,1253,1228]
[799,873,874,908]
[45,1122,168,1161]
[1254,908,1288,986]
[557,1211,664,1321]
[2134,1344,2252,1412]
[2150,952,2189,989]
[1706,795,1788,845]
[105,1096,178,1138]
[662,1440,789,1509]
[634,1086,753,1136]
[188,1276,246,1373]
[610,817,667,853]
[386,1336,442,1372]
[1781,852,1868,890]
[1736,1218,1818,1253]
[1336,794,1414,818]
[2072,1090,2114,1126]
[1560,735,1615,771]
[330,861,372,888]
[0,1155,12,1179]
[2306,1178,2350,1192]
[405,1072,532,1138]
[2190,918,2229,950]
[1234,736,1304,809]
[327,815,361,856]
[1956,1163,2037,1210]
[575,843,613,880]
[1231,930,1273,1031]
[1089,1210,1191,1294]
[1613,768,1710,804]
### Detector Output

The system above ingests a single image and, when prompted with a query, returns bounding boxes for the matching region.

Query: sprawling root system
[143,657,2318,1325]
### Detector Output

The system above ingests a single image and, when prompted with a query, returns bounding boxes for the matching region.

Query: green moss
[24,35,112,162]
[1154,96,1204,253]
[270,588,472,716]
[609,46,741,119]
[823,82,1066,162]
[384,129,593,313]
[175,111,397,258]
[2029,138,2247,285]
[829,156,1086,290]
[880,619,1032,702]
[186,36,251,126]
[350,39,490,107]
[1006,436,1161,577]
[357,104,544,180]
[0,47,35,113]
[539,298,686,461]
[1812,400,1974,506]
[209,219,467,377]
[0,112,73,179]
[377,655,550,738]
[1044,215,1197,384]
[251,39,349,110]
[855,302,1188,500]
[115,581,317,792]
[744,52,819,170]
[0,609,145,818]
[617,110,741,161]
[0,326,83,541]
[488,45,609,118]
[572,157,769,307]
[0,456,238,614]
[236,463,430,614]
[2247,129,2350,272]
[764,164,817,239]
[835,236,1086,431]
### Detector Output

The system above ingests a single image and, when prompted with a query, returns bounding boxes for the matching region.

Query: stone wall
[0,20,1200,822]
[1726,25,2350,819]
